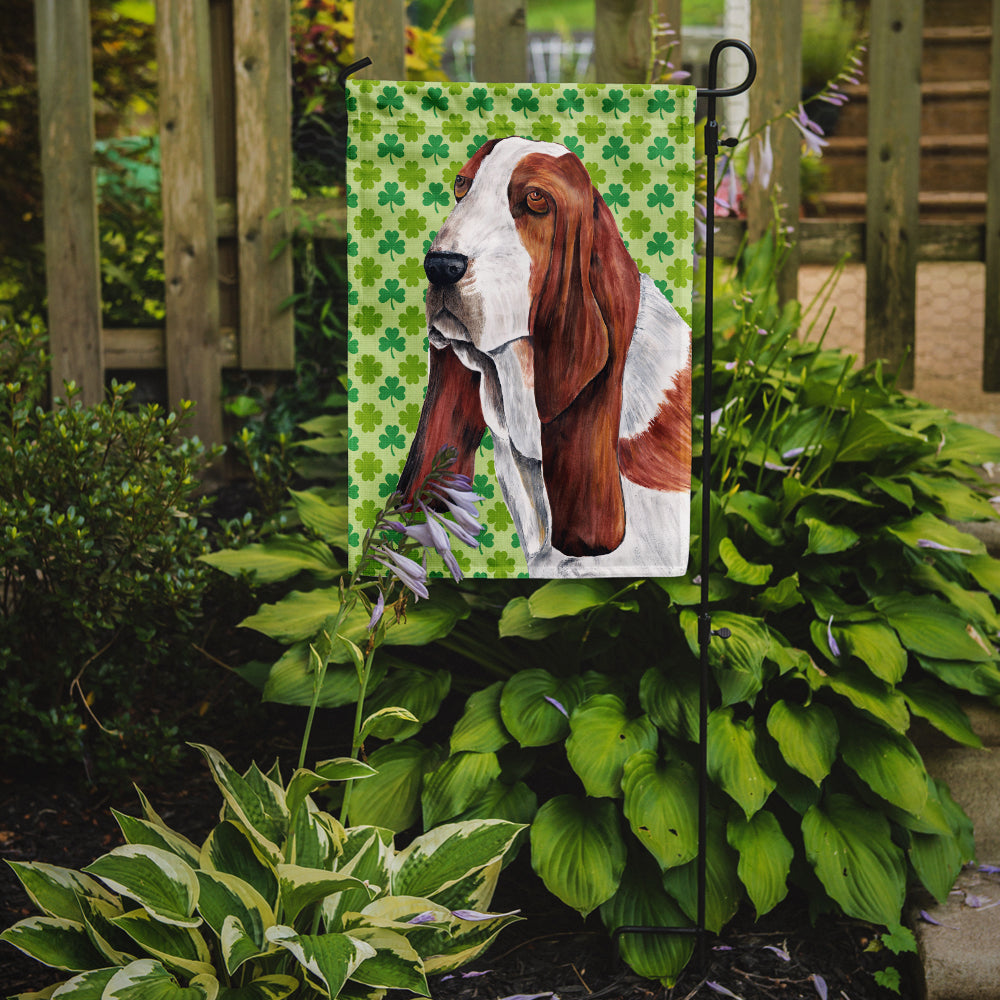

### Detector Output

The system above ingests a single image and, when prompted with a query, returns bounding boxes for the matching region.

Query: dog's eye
[454,175,472,200]
[525,189,548,214]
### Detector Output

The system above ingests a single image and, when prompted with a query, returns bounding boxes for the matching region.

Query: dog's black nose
[424,251,468,286]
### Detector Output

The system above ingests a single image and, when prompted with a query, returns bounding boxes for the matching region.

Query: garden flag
[347,80,696,579]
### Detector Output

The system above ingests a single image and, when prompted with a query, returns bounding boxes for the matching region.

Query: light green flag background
[347,80,696,578]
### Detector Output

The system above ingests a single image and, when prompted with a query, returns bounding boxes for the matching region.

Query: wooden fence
[33,0,1000,445]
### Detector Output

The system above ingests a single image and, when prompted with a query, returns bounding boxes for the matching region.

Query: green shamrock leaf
[488,550,516,577]
[622,115,651,143]
[487,114,516,138]
[646,232,675,261]
[531,114,561,142]
[665,256,694,288]
[378,473,401,499]
[577,115,607,142]
[397,112,426,141]
[355,208,379,237]
[622,210,651,240]
[378,278,406,309]
[378,327,406,357]
[377,134,405,163]
[604,183,630,209]
[377,230,405,260]
[376,86,404,116]
[355,110,381,141]
[422,181,450,210]
[399,159,427,191]
[668,161,695,192]
[355,451,384,482]
[472,474,495,499]
[486,501,513,531]
[355,353,383,385]
[378,424,406,454]
[667,212,695,241]
[379,376,406,406]
[648,91,676,118]
[668,114,694,144]
[512,87,540,117]
[467,134,490,158]
[355,256,382,287]
[399,353,426,384]
[399,402,422,434]
[378,181,405,213]
[421,87,449,117]
[556,89,584,118]
[398,208,427,238]
[357,305,383,336]
[422,135,450,163]
[356,401,383,433]
[353,161,382,190]
[399,304,423,337]
[467,87,494,117]
[602,88,629,118]
[647,184,675,213]
[441,114,472,142]
[647,136,676,164]
[563,135,586,158]
[602,136,630,165]
[587,163,608,186]
[622,162,652,191]
[399,255,425,287]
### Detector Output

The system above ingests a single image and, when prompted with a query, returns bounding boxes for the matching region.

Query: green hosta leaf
[450,682,511,754]
[839,718,928,816]
[807,660,910,732]
[195,871,273,974]
[935,421,1000,464]
[453,779,538,827]
[527,579,618,617]
[886,512,985,557]
[909,788,967,907]
[219,915,268,980]
[103,959,218,1000]
[803,517,859,556]
[347,740,441,831]
[190,746,287,862]
[261,643,387,708]
[906,472,998,521]
[421,751,502,828]
[639,664,699,742]
[392,820,524,900]
[288,488,349,546]
[707,708,776,818]
[4,862,117,923]
[75,894,135,966]
[755,573,804,614]
[599,853,694,986]
[835,410,927,463]
[200,535,341,583]
[345,926,428,994]
[661,811,741,933]
[216,975,299,1000]
[724,490,784,545]
[718,537,772,586]
[111,908,214,978]
[910,562,1000,633]
[499,670,585,747]
[727,811,793,917]
[0,916,107,971]
[497,596,565,639]
[765,701,838,786]
[680,610,770,706]
[277,865,374,925]
[901,680,982,748]
[565,695,658,798]
[874,594,995,662]
[362,667,451,740]
[200,822,278,910]
[83,846,200,928]
[530,795,626,917]
[360,706,421,742]
[967,553,1000,597]
[112,812,201,868]
[655,573,737,606]
[322,830,393,931]
[916,655,1000,697]
[802,793,906,926]
[835,621,907,684]
[621,751,698,870]
[265,926,375,998]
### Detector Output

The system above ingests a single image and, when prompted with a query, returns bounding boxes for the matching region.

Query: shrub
[0,317,219,783]
[1,744,524,998]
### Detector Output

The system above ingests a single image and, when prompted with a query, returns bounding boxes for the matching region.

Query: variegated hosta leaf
[77,894,136,966]
[102,958,218,999]
[276,864,375,925]
[110,908,214,978]
[765,700,838,786]
[566,695,658,799]
[391,820,524,900]
[288,802,344,870]
[621,751,699,871]
[195,870,274,973]
[599,853,694,987]
[0,916,107,971]
[190,745,287,863]
[83,846,200,928]
[802,793,906,926]
[200,822,278,910]
[726,810,793,918]
[4,861,118,922]
[265,925,376,998]
[112,810,201,868]
[214,974,299,1000]
[220,915,270,979]
[425,859,501,915]
[706,707,776,819]
[421,907,522,975]
[450,681,511,754]
[345,926,429,995]
[323,829,393,931]
[529,795,626,917]
[47,966,118,997]
[285,760,376,822]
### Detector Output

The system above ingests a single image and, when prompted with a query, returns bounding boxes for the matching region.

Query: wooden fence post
[594,0,658,84]
[983,0,1000,390]
[157,0,223,445]
[233,0,294,370]
[474,0,527,82]
[34,0,104,405]
[354,0,406,80]
[746,0,801,304]
[864,0,923,389]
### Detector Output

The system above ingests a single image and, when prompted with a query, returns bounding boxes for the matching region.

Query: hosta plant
[1,744,523,999]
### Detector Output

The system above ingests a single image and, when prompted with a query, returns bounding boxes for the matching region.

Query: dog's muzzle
[424,251,468,286]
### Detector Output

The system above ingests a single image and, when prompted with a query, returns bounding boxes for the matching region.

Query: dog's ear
[398,344,485,503]
[538,187,641,557]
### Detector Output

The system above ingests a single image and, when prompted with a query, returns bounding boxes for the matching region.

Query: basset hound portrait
[398,136,692,578]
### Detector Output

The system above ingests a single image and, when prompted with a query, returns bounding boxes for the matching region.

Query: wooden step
[922,0,992,28]
[833,80,991,138]
[814,190,987,222]
[922,25,993,83]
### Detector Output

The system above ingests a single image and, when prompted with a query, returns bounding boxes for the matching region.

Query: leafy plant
[1,743,524,998]
[0,317,220,783]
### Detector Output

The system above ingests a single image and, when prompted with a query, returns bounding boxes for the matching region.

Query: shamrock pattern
[348,80,696,578]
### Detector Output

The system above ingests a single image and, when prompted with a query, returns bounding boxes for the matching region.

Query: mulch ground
[1,739,913,1000]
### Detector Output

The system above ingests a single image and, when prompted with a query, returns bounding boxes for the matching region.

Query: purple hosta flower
[367,590,385,631]
[919,909,958,929]
[979,864,1000,874]
[706,983,742,999]
[811,974,828,1000]
[398,502,465,582]
[715,157,741,215]
[497,994,557,1000]
[917,538,973,555]
[544,695,569,718]
[791,104,828,156]
[426,474,484,543]
[407,911,438,925]
[763,944,791,962]
[827,615,841,657]
[451,908,521,921]
[372,545,429,600]
[746,124,774,191]
[440,970,493,982]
